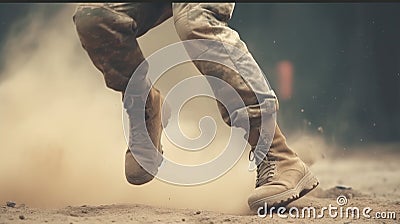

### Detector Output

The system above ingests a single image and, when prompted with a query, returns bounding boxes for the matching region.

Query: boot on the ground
[124,87,170,185]
[248,126,319,211]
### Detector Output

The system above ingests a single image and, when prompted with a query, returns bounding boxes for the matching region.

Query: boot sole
[249,170,319,211]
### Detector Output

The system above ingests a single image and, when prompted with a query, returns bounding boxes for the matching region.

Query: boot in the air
[124,87,170,185]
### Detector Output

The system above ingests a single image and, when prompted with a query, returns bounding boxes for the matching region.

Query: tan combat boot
[124,87,170,185]
[248,125,319,211]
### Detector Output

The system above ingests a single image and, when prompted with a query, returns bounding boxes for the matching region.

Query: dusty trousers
[73,3,278,153]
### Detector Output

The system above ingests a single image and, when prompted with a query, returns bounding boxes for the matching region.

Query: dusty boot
[248,126,319,211]
[124,87,170,185]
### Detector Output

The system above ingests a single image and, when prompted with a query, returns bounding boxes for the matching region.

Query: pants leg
[172,3,278,147]
[73,3,172,92]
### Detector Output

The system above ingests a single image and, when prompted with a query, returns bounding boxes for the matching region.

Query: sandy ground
[1,146,399,224]
[1,197,399,224]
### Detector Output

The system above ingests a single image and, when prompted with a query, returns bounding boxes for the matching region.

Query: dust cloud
[0,5,329,214]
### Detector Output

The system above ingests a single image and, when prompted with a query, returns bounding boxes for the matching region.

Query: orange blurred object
[276,60,294,100]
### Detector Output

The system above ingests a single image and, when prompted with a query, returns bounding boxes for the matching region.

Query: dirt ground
[0,196,398,224]
[1,196,399,224]
[1,146,399,224]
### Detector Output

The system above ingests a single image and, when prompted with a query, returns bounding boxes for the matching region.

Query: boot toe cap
[125,151,160,185]
[125,171,155,185]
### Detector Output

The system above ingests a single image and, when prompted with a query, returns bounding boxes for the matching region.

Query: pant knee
[73,5,141,92]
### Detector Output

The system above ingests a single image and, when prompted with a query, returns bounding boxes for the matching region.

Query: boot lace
[249,148,276,187]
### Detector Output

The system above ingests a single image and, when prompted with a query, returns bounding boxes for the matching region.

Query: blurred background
[230,3,400,147]
[0,3,399,213]
[1,3,399,146]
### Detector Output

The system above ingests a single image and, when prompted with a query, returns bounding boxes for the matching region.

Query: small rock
[194,211,201,215]
[6,201,16,208]
[19,215,25,220]
[223,218,231,222]
[81,210,88,214]
[182,218,185,221]
[335,185,352,190]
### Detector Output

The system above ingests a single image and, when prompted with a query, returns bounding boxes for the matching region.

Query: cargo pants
[73,3,278,150]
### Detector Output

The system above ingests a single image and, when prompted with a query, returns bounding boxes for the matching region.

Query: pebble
[335,185,352,190]
[6,201,16,208]
[19,215,25,220]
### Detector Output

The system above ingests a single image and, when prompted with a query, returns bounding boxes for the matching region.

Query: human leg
[172,3,318,209]
[73,3,172,185]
